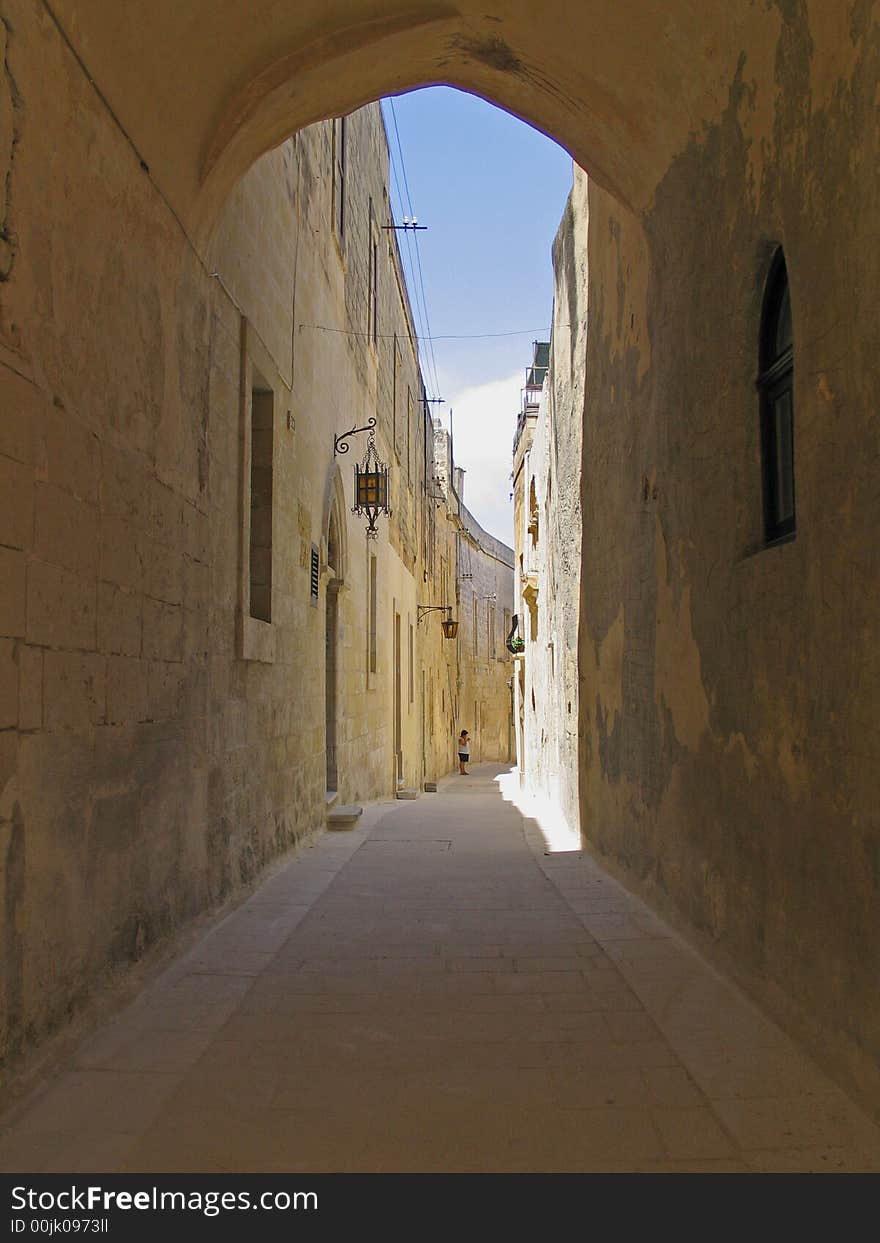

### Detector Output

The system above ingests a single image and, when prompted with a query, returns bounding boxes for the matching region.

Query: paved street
[2,766,879,1173]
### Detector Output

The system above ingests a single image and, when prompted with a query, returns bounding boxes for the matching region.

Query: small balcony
[512,341,550,453]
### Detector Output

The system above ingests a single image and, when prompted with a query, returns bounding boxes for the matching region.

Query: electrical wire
[298,324,555,340]
[386,98,443,403]
[382,105,425,366]
[385,128,432,385]
[385,98,431,384]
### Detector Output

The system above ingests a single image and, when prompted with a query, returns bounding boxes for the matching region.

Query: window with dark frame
[757,249,795,543]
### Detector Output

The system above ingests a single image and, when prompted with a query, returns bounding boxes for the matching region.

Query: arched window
[758,249,795,542]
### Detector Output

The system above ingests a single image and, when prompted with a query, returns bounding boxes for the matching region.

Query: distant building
[511,182,586,838]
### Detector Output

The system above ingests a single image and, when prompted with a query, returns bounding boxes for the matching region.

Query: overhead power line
[384,121,428,353]
[385,98,443,402]
[298,325,556,340]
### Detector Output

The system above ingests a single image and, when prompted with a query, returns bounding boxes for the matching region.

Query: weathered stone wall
[575,7,880,1108]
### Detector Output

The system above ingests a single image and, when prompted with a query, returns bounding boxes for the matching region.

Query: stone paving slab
[1,766,879,1173]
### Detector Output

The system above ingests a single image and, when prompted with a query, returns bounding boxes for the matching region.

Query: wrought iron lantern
[418,604,458,639]
[335,417,391,539]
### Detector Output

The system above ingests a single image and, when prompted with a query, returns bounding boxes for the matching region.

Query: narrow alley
[2,768,878,1174]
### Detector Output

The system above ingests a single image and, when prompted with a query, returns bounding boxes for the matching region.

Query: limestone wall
[0,0,512,1071]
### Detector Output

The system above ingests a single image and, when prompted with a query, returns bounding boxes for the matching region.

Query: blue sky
[380,88,573,545]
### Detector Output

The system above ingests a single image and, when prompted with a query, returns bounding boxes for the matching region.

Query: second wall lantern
[418,604,458,639]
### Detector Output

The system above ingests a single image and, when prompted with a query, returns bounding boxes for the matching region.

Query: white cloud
[444,371,521,548]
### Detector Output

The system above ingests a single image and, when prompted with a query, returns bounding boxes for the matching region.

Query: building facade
[511,174,587,835]
[0,83,513,1071]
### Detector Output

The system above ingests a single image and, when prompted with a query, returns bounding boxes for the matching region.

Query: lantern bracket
[418,604,452,625]
[334,417,377,456]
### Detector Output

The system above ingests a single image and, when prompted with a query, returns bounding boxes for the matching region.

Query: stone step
[326,804,363,828]
[395,788,419,800]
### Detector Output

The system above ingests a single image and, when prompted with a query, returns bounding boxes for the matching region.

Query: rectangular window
[249,381,274,622]
[369,554,378,674]
[473,596,479,658]
[332,116,346,241]
[408,621,414,706]
[488,605,495,658]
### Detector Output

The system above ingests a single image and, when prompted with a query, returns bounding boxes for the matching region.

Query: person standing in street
[457,729,470,775]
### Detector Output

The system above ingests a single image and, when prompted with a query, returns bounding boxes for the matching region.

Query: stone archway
[45,0,783,246]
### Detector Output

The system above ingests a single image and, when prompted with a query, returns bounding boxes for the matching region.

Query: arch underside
[48,0,763,243]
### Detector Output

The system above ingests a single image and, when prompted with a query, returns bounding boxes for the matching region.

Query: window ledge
[238,613,275,663]
[331,230,346,270]
[764,531,796,550]
[739,531,796,561]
